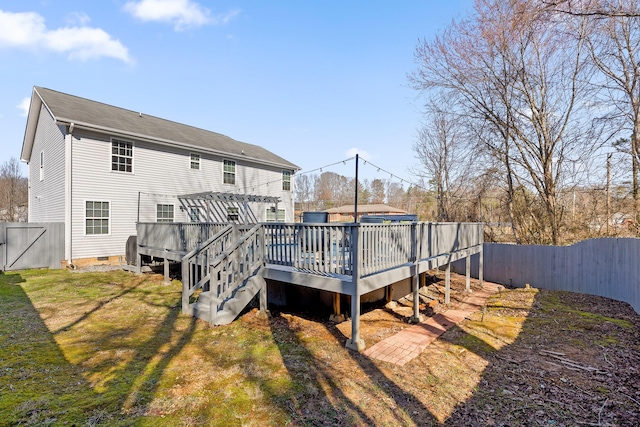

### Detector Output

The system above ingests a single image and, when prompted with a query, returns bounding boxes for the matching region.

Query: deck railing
[263,223,355,275]
[137,222,228,253]
[139,221,483,283]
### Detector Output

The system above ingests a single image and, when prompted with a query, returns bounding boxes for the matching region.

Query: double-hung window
[157,204,174,222]
[86,201,109,235]
[266,208,285,222]
[112,139,133,173]
[282,170,291,191]
[223,160,235,184]
[190,153,200,170]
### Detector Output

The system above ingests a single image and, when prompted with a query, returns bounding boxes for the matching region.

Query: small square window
[157,204,174,223]
[227,207,239,222]
[223,160,235,185]
[190,153,200,170]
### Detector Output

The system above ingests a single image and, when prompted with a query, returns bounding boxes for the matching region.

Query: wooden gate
[0,223,64,271]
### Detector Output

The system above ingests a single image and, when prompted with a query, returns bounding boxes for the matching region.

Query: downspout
[64,123,74,265]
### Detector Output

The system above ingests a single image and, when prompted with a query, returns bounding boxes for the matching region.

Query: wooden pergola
[177,191,281,224]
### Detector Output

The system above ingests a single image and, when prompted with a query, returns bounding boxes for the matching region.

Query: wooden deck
[136,221,484,351]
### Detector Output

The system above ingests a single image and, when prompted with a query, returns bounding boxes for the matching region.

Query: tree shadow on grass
[0,272,100,426]
[264,308,440,426]
[438,289,640,426]
[0,270,198,426]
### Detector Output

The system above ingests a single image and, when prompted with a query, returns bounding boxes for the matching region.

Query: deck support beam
[164,257,170,285]
[330,292,345,322]
[409,273,422,323]
[346,225,365,352]
[346,293,365,351]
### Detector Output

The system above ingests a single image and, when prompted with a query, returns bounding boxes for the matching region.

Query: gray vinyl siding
[70,130,295,259]
[28,104,66,222]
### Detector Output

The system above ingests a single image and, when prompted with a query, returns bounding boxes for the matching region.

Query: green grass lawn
[1,268,638,426]
[0,269,296,426]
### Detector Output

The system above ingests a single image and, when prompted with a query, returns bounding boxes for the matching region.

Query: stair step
[191,275,265,325]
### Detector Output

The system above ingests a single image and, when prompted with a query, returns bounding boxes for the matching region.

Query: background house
[325,204,407,222]
[21,87,298,266]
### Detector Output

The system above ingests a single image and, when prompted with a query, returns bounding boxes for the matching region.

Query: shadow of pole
[266,314,380,425]
[322,321,440,425]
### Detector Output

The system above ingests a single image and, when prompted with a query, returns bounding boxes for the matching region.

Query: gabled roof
[325,204,407,214]
[21,86,299,171]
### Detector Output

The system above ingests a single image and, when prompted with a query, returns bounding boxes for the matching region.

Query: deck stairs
[181,223,266,326]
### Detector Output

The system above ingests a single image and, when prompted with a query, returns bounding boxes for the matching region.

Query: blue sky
[0,0,473,184]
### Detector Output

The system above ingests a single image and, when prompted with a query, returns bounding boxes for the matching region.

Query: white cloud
[346,148,372,161]
[66,12,91,26]
[16,97,30,117]
[0,9,131,63]
[124,0,239,31]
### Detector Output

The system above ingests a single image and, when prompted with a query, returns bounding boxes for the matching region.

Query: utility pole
[354,154,359,222]
[607,153,611,234]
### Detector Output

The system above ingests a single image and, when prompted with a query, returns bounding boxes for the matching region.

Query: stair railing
[204,223,264,324]
[181,224,234,314]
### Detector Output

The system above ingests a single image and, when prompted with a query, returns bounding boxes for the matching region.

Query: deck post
[346,224,365,352]
[329,292,345,322]
[409,272,422,323]
[164,256,170,285]
[445,261,451,305]
[410,223,422,323]
[465,253,471,292]
[181,256,191,315]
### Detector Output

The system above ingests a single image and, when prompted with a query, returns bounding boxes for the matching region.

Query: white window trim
[156,204,175,223]
[110,137,134,174]
[282,170,291,191]
[39,151,44,181]
[190,153,200,170]
[223,159,236,185]
[84,200,111,236]
[266,207,286,222]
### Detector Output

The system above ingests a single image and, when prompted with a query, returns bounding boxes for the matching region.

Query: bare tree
[584,1,640,226]
[541,0,640,17]
[412,98,474,221]
[411,0,601,244]
[370,179,385,204]
[0,158,28,222]
[295,174,314,212]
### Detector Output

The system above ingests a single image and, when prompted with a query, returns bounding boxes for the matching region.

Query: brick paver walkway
[363,282,502,366]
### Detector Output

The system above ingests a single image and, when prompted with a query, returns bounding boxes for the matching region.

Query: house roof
[324,204,407,214]
[21,87,299,171]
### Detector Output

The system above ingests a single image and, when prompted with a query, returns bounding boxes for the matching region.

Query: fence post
[346,224,365,352]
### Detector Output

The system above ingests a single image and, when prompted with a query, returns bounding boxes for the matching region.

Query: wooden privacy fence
[454,238,640,314]
[0,222,64,271]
